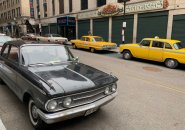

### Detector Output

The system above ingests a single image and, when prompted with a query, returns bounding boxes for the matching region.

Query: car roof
[4,40,61,47]
[143,38,180,44]
[82,36,101,38]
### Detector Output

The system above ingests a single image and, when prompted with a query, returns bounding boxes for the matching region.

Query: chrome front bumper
[37,92,117,124]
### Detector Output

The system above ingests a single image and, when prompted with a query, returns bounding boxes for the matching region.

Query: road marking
[0,119,6,130]
[128,74,185,94]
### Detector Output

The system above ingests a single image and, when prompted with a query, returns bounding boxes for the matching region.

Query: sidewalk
[0,119,6,130]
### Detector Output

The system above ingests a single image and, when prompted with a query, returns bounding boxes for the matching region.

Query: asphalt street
[1,48,185,130]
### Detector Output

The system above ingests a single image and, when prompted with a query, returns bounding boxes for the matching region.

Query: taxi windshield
[174,42,185,49]
[92,37,104,42]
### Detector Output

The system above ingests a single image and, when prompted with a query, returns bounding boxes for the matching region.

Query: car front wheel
[122,50,132,60]
[90,48,96,53]
[165,59,178,69]
[28,99,46,129]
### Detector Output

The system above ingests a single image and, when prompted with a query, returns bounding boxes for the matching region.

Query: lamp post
[120,0,130,44]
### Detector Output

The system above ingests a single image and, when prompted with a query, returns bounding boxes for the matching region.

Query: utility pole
[121,0,130,44]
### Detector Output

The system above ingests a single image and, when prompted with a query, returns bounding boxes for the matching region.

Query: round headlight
[104,87,110,95]
[111,83,117,92]
[63,97,72,108]
[47,100,58,111]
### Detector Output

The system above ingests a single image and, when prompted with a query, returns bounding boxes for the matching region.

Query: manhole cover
[143,66,162,72]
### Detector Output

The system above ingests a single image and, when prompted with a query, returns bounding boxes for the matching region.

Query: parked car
[0,33,6,36]
[0,40,118,129]
[36,34,68,45]
[21,33,37,41]
[119,38,185,69]
[70,36,117,53]
[0,35,12,48]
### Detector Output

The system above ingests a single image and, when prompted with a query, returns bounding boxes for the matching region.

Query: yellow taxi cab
[70,36,117,53]
[119,38,185,69]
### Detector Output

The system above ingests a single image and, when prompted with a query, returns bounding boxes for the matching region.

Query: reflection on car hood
[28,63,117,96]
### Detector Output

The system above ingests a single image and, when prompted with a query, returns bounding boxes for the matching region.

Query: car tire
[165,59,178,69]
[28,99,46,130]
[90,48,96,53]
[122,50,132,60]
[72,44,77,49]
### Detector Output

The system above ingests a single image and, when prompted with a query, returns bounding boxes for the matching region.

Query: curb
[0,119,6,130]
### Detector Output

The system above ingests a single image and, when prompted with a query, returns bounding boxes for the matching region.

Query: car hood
[28,63,117,96]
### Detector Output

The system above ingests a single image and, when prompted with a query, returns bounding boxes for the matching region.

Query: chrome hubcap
[167,60,175,67]
[31,105,38,119]
[124,53,130,59]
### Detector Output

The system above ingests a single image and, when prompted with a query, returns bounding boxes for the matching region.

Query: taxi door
[83,37,90,49]
[133,40,151,59]
[148,41,164,62]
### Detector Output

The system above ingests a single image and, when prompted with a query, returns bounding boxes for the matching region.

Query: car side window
[152,41,164,48]
[85,38,90,41]
[81,37,85,41]
[165,43,172,49]
[8,46,19,63]
[1,45,10,58]
[140,40,150,47]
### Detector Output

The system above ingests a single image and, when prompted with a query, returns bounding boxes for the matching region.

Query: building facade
[0,0,34,36]
[30,0,185,44]
[1,0,185,44]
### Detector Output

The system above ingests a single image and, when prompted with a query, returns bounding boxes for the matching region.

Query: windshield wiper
[28,62,53,67]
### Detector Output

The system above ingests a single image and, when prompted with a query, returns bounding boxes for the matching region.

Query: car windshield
[92,37,104,42]
[0,36,12,45]
[174,42,185,49]
[21,45,72,66]
[52,34,61,37]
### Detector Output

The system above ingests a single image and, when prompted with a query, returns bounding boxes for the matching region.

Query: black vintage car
[0,40,118,129]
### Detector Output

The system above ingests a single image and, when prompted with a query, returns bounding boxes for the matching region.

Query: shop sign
[126,0,164,13]
[97,3,123,17]
[78,0,167,19]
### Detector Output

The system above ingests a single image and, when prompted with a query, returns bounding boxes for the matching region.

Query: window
[1,45,10,58]
[59,0,64,14]
[165,43,172,49]
[152,41,164,48]
[85,38,90,41]
[97,0,106,7]
[81,0,88,10]
[69,0,72,12]
[81,37,85,41]
[52,0,55,16]
[8,46,19,62]
[140,40,150,47]
[43,1,47,17]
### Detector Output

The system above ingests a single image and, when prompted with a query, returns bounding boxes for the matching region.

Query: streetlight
[120,0,130,44]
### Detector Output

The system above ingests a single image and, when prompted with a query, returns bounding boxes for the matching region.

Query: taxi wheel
[90,48,96,53]
[72,44,77,49]
[28,99,46,129]
[122,50,132,60]
[165,59,178,69]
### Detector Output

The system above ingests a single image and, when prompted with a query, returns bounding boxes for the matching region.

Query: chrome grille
[70,87,107,107]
